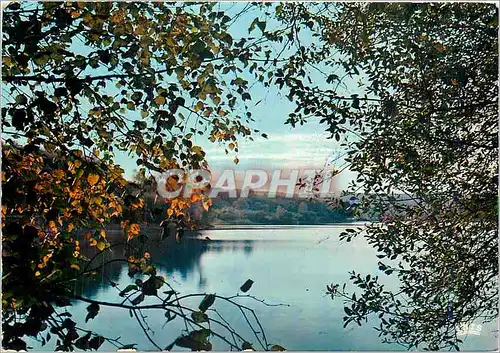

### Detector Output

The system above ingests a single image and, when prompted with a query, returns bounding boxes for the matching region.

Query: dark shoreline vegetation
[2,2,497,352]
[141,193,363,227]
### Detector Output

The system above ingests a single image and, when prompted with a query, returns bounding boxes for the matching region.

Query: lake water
[50,225,497,351]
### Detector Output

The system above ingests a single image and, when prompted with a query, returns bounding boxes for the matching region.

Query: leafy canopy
[273,3,498,350]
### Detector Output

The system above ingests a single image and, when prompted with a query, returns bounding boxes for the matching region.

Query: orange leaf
[191,193,202,202]
[87,173,100,186]
[53,169,65,180]
[202,199,212,211]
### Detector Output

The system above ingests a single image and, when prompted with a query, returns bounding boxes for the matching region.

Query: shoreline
[199,221,370,231]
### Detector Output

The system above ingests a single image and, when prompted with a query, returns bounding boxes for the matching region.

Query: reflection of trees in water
[74,234,254,299]
[243,240,253,256]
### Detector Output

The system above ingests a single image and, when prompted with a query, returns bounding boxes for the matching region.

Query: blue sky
[109,3,359,191]
[1,2,357,192]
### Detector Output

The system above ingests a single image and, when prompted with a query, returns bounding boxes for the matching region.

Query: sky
[1,1,358,193]
[112,3,359,193]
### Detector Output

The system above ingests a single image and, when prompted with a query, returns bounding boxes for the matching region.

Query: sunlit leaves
[87,174,99,186]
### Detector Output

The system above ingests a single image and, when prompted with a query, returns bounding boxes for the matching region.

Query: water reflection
[74,233,255,298]
[69,227,497,351]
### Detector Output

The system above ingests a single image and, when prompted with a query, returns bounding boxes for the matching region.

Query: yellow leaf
[167,208,174,217]
[87,174,99,186]
[3,56,12,66]
[234,156,239,165]
[191,146,203,156]
[155,96,166,105]
[228,143,235,150]
[100,229,106,239]
[89,238,98,246]
[91,196,102,205]
[70,264,80,270]
[202,199,212,211]
[35,271,41,277]
[67,223,74,232]
[96,241,106,251]
[194,101,204,112]
[127,223,141,241]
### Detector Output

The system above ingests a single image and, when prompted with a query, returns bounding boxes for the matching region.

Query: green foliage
[275,2,498,350]
[198,195,353,226]
[3,1,496,351]
[240,279,254,293]
[0,2,287,351]
[198,294,216,312]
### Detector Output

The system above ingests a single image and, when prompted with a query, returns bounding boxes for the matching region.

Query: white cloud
[203,133,345,167]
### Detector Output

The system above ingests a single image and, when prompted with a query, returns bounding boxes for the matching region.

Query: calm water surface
[48,225,497,351]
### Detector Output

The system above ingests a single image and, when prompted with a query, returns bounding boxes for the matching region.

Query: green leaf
[120,344,137,350]
[131,92,143,102]
[257,20,266,33]
[74,332,91,350]
[85,303,99,323]
[198,294,216,312]
[134,120,147,130]
[240,279,254,293]
[15,94,28,105]
[191,311,209,323]
[271,344,286,351]
[142,275,164,296]
[131,293,145,305]
[165,310,177,323]
[175,329,212,351]
[351,94,360,109]
[242,341,254,350]
[89,336,105,350]
[119,284,138,297]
